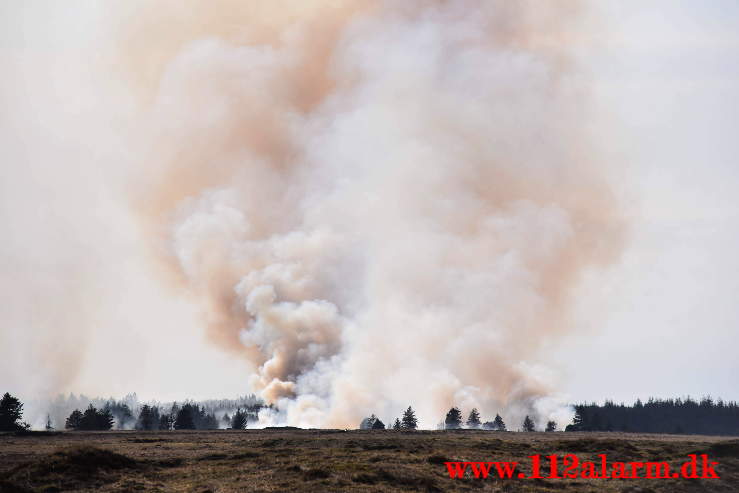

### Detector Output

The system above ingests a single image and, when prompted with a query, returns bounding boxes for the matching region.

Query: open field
[1,429,738,492]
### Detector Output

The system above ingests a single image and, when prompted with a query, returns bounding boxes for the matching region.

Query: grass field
[1,429,737,492]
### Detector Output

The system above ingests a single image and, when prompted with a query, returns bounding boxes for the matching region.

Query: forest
[566,397,739,435]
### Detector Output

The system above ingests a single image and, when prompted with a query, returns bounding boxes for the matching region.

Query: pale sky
[555,1,739,404]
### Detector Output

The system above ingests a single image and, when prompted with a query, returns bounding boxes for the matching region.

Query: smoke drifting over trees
[38,393,264,432]
[0,1,626,429]
[130,0,624,429]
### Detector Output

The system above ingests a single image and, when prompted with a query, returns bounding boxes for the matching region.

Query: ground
[1,429,737,492]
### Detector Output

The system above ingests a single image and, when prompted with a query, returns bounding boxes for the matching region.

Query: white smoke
[135,1,624,428]
[0,0,625,429]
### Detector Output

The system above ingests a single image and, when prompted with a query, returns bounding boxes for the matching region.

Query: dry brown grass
[1,429,737,492]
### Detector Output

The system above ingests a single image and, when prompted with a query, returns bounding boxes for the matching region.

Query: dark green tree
[545,420,557,432]
[66,409,83,430]
[466,408,481,429]
[0,392,28,431]
[401,406,418,430]
[105,401,133,429]
[522,415,535,432]
[445,407,462,429]
[158,413,173,430]
[493,414,506,431]
[360,414,378,429]
[45,414,54,431]
[372,418,385,429]
[393,418,402,430]
[199,412,219,430]
[231,408,247,430]
[174,404,196,429]
[66,405,113,430]
[136,404,161,430]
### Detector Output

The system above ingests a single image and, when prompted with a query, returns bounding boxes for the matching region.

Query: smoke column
[1,1,625,427]
[126,0,625,427]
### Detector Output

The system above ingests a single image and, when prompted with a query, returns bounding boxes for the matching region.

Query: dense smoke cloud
[130,0,625,427]
[0,0,625,428]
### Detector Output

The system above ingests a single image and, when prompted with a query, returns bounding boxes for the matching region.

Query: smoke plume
[127,0,624,427]
[1,1,625,428]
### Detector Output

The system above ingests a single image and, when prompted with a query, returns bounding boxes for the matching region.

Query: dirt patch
[231,451,260,460]
[5,446,139,491]
[302,467,331,480]
[198,453,229,461]
[707,440,739,458]
[0,480,34,493]
[555,438,639,454]
[361,441,400,451]
[427,454,451,465]
[26,446,138,474]
[352,468,441,492]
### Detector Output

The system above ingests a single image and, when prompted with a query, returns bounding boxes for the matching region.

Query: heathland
[1,429,738,492]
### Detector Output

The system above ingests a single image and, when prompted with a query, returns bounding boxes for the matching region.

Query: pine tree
[231,408,247,430]
[393,418,402,430]
[66,409,83,430]
[81,405,99,430]
[0,392,28,431]
[522,415,535,432]
[493,414,506,431]
[137,405,155,430]
[174,404,196,430]
[45,414,54,431]
[445,407,462,429]
[360,414,378,429]
[466,408,481,429]
[98,408,115,430]
[372,418,385,429]
[401,406,418,430]
[67,405,113,430]
[545,420,557,432]
[158,413,172,430]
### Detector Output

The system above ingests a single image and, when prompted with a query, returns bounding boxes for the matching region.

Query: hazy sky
[556,1,739,403]
[1,1,738,413]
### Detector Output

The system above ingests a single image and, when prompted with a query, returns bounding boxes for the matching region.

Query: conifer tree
[0,392,28,431]
[66,409,83,430]
[158,413,173,430]
[231,408,247,430]
[493,413,506,431]
[174,404,196,430]
[445,407,462,429]
[522,415,535,432]
[401,406,418,430]
[137,404,156,430]
[466,408,481,429]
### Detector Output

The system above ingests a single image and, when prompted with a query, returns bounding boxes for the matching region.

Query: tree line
[5,390,738,435]
[360,405,558,432]
[39,392,264,431]
[566,397,739,435]
[62,402,261,431]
